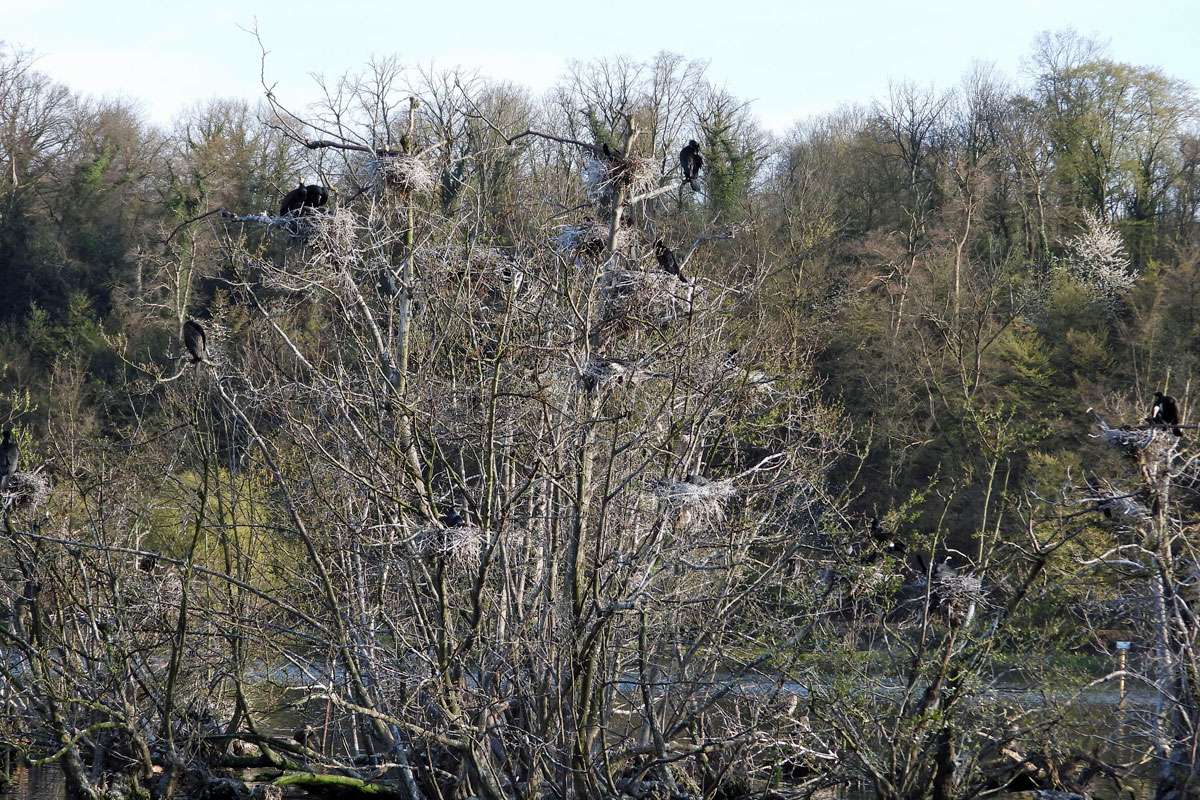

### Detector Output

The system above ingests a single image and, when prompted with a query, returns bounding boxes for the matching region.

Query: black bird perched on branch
[183,319,209,365]
[304,184,329,209]
[1147,391,1183,436]
[440,507,465,528]
[378,270,399,298]
[279,181,308,216]
[0,428,17,491]
[654,239,684,280]
[679,139,703,190]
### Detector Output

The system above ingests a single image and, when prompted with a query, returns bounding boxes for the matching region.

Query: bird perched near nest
[279,181,308,216]
[440,507,465,528]
[654,239,684,281]
[0,428,17,491]
[279,181,329,217]
[304,184,329,209]
[679,140,703,190]
[182,319,209,365]
[1147,391,1183,437]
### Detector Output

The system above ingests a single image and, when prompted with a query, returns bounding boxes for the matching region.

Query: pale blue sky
[4,0,1198,132]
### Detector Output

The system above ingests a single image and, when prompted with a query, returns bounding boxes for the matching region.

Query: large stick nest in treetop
[651,475,737,532]
[1096,419,1156,452]
[583,155,659,206]
[555,220,635,261]
[578,354,660,392]
[599,265,695,325]
[367,153,436,195]
[411,523,482,569]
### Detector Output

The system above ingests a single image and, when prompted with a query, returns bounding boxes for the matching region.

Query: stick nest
[1094,491,1151,523]
[368,154,436,195]
[1,471,48,510]
[555,221,635,260]
[651,475,737,531]
[413,524,482,568]
[578,355,658,392]
[1096,419,1155,452]
[599,266,695,325]
[933,571,986,623]
[583,156,659,206]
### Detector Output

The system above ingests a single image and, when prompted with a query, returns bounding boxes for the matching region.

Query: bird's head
[1155,391,1165,400]
[688,139,699,149]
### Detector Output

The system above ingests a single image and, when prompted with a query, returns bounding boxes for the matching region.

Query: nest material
[466,248,526,295]
[1096,493,1151,523]
[556,221,635,260]
[1,472,48,510]
[583,155,659,206]
[368,154,436,195]
[413,524,482,567]
[305,207,360,261]
[599,266,694,325]
[221,208,330,239]
[579,355,659,392]
[933,570,985,624]
[1096,420,1155,452]
[651,476,736,531]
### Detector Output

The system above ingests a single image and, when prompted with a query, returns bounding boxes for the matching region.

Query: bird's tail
[1174,426,1184,437]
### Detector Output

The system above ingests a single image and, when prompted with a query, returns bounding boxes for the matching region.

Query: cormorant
[0,428,17,491]
[679,140,703,190]
[1148,391,1183,436]
[304,184,329,209]
[182,319,209,365]
[654,239,684,280]
[440,508,464,528]
[279,181,309,216]
[378,271,399,297]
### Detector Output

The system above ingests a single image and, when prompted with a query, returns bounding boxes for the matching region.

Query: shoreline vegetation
[0,27,1197,800]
